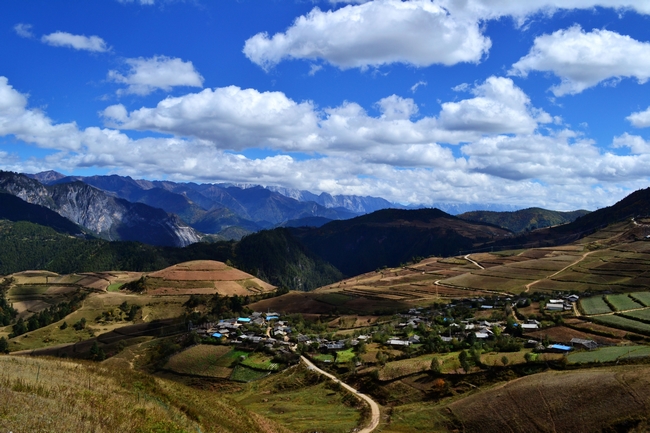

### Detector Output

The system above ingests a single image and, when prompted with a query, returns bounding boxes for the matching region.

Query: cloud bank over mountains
[2,0,650,211]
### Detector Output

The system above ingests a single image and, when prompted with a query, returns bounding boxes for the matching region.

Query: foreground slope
[423,365,650,433]
[0,355,289,433]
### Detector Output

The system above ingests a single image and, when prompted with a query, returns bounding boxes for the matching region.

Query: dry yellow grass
[0,355,290,433]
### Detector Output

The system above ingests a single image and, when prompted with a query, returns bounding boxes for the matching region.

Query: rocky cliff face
[0,171,201,247]
[0,172,53,208]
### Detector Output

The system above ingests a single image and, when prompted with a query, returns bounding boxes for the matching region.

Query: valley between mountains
[5,174,650,432]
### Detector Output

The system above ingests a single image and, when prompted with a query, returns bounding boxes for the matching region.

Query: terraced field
[579,296,612,315]
[568,345,650,364]
[630,291,650,306]
[442,366,650,433]
[619,308,650,323]
[143,260,275,296]
[605,294,644,311]
[590,315,650,335]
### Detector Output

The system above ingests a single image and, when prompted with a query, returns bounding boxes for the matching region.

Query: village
[188,291,594,370]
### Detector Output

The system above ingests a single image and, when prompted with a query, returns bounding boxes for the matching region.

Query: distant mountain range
[0,171,200,247]
[1,170,649,290]
[0,169,594,249]
[28,171,361,239]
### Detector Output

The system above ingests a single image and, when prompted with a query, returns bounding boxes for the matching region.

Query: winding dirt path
[463,254,484,270]
[300,356,380,433]
[524,251,596,293]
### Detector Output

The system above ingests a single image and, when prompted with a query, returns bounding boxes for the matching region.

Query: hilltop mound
[141,260,275,296]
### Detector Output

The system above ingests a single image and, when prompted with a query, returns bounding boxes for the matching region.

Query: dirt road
[464,254,484,269]
[300,356,380,433]
[525,251,595,293]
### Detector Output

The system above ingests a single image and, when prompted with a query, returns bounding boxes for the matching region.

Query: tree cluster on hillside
[0,278,17,326]
[9,290,88,337]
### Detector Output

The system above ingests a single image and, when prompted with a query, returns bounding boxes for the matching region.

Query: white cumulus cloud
[439,76,551,134]
[627,107,650,128]
[438,0,650,21]
[107,56,204,96]
[14,23,34,38]
[3,74,650,210]
[102,86,320,150]
[41,31,110,52]
[510,26,650,96]
[243,0,491,70]
[613,133,650,154]
[103,76,550,152]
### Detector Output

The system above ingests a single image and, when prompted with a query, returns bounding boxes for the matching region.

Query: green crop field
[214,349,250,367]
[107,283,123,292]
[336,348,356,363]
[240,353,280,371]
[605,294,643,311]
[568,345,650,364]
[313,354,335,363]
[580,296,612,315]
[619,308,650,324]
[230,365,271,382]
[590,315,650,335]
[630,292,650,307]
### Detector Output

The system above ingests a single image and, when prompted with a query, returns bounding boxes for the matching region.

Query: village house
[570,338,598,350]
[387,338,410,347]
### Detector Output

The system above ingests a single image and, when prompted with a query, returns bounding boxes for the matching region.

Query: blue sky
[1,0,650,210]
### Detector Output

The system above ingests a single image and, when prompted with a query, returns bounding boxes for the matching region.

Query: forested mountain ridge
[0,219,339,291]
[291,208,513,276]
[458,207,590,233]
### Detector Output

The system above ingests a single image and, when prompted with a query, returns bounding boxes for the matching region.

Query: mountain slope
[487,187,650,250]
[39,172,351,234]
[0,171,200,247]
[458,207,590,233]
[235,228,343,291]
[0,192,83,235]
[291,208,512,276]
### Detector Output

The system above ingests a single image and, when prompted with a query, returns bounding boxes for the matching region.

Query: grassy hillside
[458,207,589,233]
[382,365,650,433]
[0,355,290,433]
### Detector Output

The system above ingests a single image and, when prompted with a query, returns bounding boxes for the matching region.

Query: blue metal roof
[212,333,222,338]
[237,317,251,323]
[549,344,572,351]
